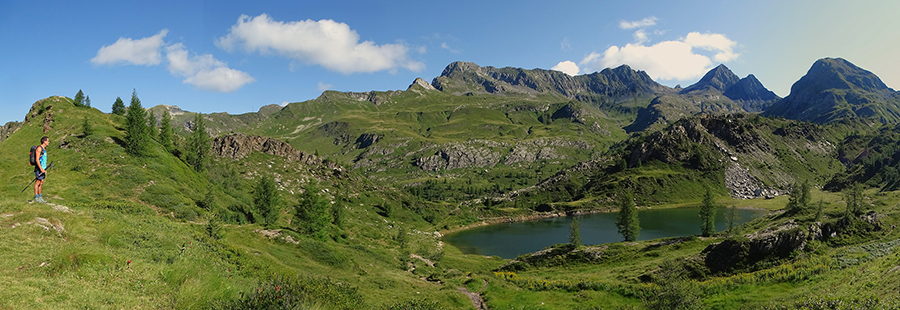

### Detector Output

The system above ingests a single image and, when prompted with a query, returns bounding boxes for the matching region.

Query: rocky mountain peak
[724,74,780,102]
[439,61,482,78]
[407,77,437,91]
[798,57,892,94]
[682,64,740,93]
[764,58,900,124]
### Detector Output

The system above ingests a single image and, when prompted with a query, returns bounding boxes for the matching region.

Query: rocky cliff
[212,133,340,171]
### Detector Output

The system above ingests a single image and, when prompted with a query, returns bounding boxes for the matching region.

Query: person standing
[34,136,49,203]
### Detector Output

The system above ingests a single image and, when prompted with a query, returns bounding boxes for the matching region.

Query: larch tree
[616,189,640,242]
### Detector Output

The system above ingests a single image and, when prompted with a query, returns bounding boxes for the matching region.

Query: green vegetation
[252,174,280,228]
[111,96,125,116]
[185,113,210,172]
[785,180,811,214]
[295,181,331,241]
[123,90,151,156]
[616,189,640,242]
[73,89,85,107]
[569,216,581,247]
[699,188,716,237]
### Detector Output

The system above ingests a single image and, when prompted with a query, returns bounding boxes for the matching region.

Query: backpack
[29,145,38,166]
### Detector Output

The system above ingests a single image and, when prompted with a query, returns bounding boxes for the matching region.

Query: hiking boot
[36,197,47,203]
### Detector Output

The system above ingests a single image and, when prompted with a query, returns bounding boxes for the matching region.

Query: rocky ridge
[212,133,340,171]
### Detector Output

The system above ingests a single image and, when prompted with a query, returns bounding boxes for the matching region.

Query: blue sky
[2,0,899,123]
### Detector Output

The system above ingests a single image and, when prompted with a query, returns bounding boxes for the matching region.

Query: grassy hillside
[0,96,491,309]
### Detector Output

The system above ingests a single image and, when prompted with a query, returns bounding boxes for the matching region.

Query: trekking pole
[20,161,54,194]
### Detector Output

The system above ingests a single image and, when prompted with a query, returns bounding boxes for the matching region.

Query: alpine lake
[443,207,769,259]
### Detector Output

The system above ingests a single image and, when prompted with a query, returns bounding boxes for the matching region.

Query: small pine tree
[786,180,811,214]
[331,198,345,229]
[147,112,158,141]
[84,95,91,108]
[186,113,210,171]
[569,216,582,247]
[73,89,85,107]
[159,110,174,152]
[616,189,640,242]
[82,117,94,137]
[397,225,409,252]
[699,188,717,237]
[725,205,739,237]
[845,183,865,217]
[123,90,150,156]
[111,97,126,115]
[296,181,331,241]
[815,199,825,222]
[253,175,280,228]
[205,213,223,240]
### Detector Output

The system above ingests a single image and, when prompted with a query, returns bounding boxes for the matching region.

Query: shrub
[214,275,364,310]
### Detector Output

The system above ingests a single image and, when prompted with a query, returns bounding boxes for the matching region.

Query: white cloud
[576,32,739,81]
[551,61,580,76]
[166,43,255,92]
[560,37,572,51]
[619,17,657,30]
[317,82,333,91]
[440,42,460,54]
[683,32,739,62]
[633,29,649,44]
[217,14,424,74]
[91,29,168,66]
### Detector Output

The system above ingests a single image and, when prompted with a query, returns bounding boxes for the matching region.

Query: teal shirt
[38,147,47,170]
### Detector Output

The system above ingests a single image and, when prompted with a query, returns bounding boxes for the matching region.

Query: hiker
[34,136,49,203]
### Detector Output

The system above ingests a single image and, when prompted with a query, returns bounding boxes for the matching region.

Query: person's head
[40,136,49,146]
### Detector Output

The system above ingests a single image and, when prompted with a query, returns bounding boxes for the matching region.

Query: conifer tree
[296,181,331,241]
[725,205,739,237]
[569,216,582,247]
[186,113,210,171]
[159,110,174,153]
[815,199,825,222]
[111,97,126,115]
[84,95,91,108]
[73,89,85,107]
[82,117,94,137]
[616,189,640,242]
[786,180,811,214]
[253,175,280,228]
[845,183,865,217]
[123,90,150,156]
[700,188,717,237]
[147,112,158,141]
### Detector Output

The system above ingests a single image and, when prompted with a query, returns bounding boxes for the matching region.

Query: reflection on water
[443,207,767,259]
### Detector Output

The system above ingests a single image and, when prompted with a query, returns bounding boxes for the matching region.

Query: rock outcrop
[415,144,501,171]
[704,212,883,273]
[212,133,335,169]
[0,121,21,143]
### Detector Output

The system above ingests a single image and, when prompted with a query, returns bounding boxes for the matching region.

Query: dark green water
[443,207,768,259]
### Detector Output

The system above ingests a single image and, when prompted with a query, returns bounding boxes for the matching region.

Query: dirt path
[457,279,488,310]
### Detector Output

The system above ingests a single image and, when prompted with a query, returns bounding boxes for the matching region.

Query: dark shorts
[35,169,45,180]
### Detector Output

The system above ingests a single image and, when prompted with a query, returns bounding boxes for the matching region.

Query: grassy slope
[0,96,486,309]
